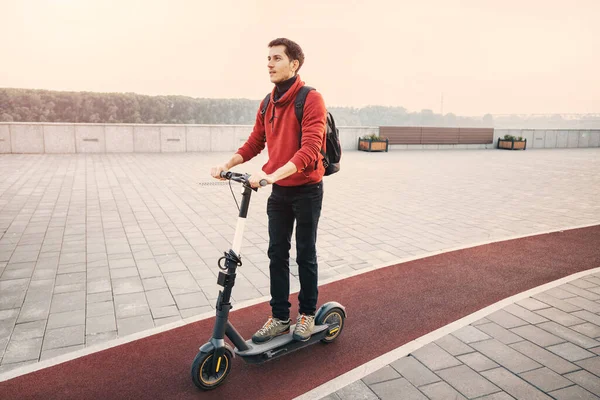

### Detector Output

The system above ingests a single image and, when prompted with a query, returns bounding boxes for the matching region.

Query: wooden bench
[379,127,493,145]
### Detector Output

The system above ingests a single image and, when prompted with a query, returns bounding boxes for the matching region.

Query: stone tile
[42,325,85,350]
[180,306,213,319]
[548,385,600,400]
[87,291,113,304]
[545,287,577,299]
[112,276,144,295]
[452,325,491,344]
[510,341,579,374]
[509,325,565,347]
[10,320,46,341]
[470,339,541,374]
[2,337,42,363]
[457,352,499,372]
[0,360,38,375]
[40,344,84,361]
[390,356,440,387]
[336,380,378,400]
[17,300,51,323]
[59,252,86,265]
[565,296,600,314]
[114,292,150,319]
[87,267,110,280]
[47,309,85,329]
[369,377,427,400]
[110,267,139,279]
[419,381,466,400]
[434,334,473,356]
[533,293,582,313]
[1,262,35,280]
[116,314,154,337]
[547,342,596,362]
[57,263,86,274]
[146,288,175,309]
[411,343,462,371]
[154,315,182,327]
[55,272,86,286]
[54,282,86,294]
[481,367,553,400]
[565,370,600,396]
[519,367,573,392]
[87,301,115,317]
[573,310,600,326]
[560,283,600,300]
[537,321,600,349]
[142,276,167,291]
[150,305,180,319]
[437,365,499,398]
[87,279,112,294]
[477,322,524,345]
[486,309,529,329]
[570,279,598,289]
[576,356,600,377]
[50,291,86,313]
[476,393,516,400]
[535,307,586,326]
[362,365,401,386]
[503,303,549,324]
[571,323,600,339]
[173,292,209,310]
[85,331,117,347]
[164,271,201,295]
[86,314,116,335]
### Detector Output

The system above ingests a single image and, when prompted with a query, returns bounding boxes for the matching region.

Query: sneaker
[293,314,315,342]
[252,317,291,343]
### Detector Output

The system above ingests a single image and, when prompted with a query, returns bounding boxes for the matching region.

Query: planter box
[358,138,389,152]
[498,138,527,150]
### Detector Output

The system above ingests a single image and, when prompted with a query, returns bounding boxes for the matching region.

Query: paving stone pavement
[323,273,600,400]
[0,149,599,388]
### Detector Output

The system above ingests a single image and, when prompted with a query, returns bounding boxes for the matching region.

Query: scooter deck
[234,324,330,364]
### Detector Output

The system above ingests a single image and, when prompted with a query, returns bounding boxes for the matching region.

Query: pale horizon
[1,0,599,116]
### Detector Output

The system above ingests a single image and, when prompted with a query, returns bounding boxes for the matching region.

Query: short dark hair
[268,38,305,72]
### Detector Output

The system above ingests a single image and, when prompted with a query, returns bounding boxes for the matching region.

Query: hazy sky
[1,0,598,115]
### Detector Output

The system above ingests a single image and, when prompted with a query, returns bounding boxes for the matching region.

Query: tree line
[1,88,597,129]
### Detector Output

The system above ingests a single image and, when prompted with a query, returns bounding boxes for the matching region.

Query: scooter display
[191,171,346,390]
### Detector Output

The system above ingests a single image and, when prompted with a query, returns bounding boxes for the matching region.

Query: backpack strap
[294,86,314,127]
[295,86,328,169]
[260,92,271,120]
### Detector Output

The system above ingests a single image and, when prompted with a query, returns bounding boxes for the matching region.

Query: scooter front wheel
[191,348,233,390]
[317,307,345,344]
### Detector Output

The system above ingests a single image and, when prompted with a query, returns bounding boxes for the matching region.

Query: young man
[210,38,327,342]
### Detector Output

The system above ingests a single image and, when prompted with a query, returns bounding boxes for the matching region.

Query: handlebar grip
[259,179,268,187]
[220,171,230,179]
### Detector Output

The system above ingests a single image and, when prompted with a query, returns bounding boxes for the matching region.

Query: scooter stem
[231,184,253,255]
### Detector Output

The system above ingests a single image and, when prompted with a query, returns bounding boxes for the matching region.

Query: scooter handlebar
[219,171,268,187]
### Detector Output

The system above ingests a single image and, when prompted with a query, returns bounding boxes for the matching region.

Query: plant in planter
[358,134,389,152]
[498,134,527,150]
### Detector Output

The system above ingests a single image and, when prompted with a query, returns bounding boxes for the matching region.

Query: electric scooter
[191,171,347,390]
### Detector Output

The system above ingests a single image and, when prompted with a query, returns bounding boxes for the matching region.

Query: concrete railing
[0,123,377,154]
[1,123,599,154]
[494,129,600,149]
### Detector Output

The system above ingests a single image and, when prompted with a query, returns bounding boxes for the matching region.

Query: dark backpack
[260,86,341,176]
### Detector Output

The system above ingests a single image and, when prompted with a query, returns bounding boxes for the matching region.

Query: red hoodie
[236,75,327,187]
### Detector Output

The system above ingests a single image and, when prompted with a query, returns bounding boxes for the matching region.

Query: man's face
[268,45,297,84]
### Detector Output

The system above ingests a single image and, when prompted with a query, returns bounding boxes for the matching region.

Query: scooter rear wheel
[191,349,233,390]
[317,307,345,343]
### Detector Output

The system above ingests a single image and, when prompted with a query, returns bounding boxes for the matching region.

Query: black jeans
[267,181,323,320]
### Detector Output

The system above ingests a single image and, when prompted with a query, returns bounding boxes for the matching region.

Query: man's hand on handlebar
[210,164,229,180]
[248,171,273,188]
